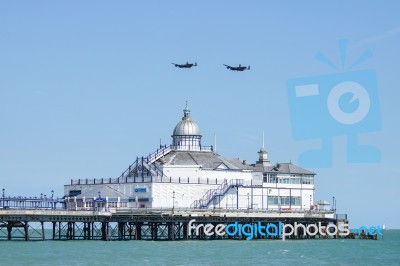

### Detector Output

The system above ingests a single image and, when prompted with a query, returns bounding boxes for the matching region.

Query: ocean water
[0,230,399,265]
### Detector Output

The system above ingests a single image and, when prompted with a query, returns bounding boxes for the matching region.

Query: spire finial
[183,101,190,118]
[214,133,217,152]
[259,131,266,152]
[262,131,265,149]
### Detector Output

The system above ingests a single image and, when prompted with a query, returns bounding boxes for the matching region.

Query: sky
[1,1,399,228]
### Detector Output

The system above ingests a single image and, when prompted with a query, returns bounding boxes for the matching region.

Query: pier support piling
[7,223,12,240]
[101,222,109,241]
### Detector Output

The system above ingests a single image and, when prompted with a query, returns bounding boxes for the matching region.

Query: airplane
[223,64,250,71]
[171,62,197,68]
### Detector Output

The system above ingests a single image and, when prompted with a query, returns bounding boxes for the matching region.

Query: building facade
[64,104,316,212]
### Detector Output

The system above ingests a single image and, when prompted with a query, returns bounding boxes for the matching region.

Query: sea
[0,230,399,265]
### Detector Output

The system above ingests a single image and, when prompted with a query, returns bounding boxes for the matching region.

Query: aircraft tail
[248,65,250,70]
[194,62,197,66]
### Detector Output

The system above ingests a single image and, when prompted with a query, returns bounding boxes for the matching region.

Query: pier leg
[7,223,12,240]
[101,222,109,241]
[183,222,188,240]
[83,222,87,240]
[41,221,45,241]
[72,222,75,240]
[52,222,56,240]
[66,222,69,240]
[24,222,29,241]
[88,222,91,240]
[151,223,158,240]
[168,222,175,241]
[58,222,61,240]
[118,222,125,240]
[67,222,72,240]
[135,222,142,240]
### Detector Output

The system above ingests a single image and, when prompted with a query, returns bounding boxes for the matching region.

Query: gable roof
[214,162,229,170]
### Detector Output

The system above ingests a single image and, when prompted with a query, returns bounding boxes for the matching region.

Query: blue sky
[1,1,399,228]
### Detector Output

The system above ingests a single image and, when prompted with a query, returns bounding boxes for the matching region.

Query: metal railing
[146,145,171,164]
[70,176,229,185]
[170,145,213,152]
[0,196,64,209]
[191,179,244,209]
[116,145,172,180]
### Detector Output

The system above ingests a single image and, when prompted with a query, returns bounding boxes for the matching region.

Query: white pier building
[65,104,316,212]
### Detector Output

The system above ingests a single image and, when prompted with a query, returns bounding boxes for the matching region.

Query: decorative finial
[259,131,266,152]
[214,133,217,152]
[262,131,265,149]
[183,101,190,118]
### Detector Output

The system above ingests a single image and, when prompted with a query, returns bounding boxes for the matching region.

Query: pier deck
[0,208,346,241]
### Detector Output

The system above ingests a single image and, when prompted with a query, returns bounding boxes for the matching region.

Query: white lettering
[294,222,306,236]
[215,224,226,236]
[306,224,318,236]
[338,222,350,236]
[282,224,294,237]
[204,224,214,236]
[326,224,338,236]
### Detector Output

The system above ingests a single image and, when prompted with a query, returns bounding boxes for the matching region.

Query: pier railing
[0,206,336,215]
[70,176,230,186]
[0,196,64,209]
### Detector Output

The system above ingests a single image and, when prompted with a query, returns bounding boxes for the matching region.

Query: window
[266,173,277,183]
[69,190,81,196]
[280,177,290,184]
[267,196,302,206]
[265,173,314,184]
[302,175,314,184]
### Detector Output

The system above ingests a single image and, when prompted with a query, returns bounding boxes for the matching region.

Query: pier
[0,190,365,241]
[0,206,353,241]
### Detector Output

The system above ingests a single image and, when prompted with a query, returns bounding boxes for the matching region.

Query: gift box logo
[287,40,381,167]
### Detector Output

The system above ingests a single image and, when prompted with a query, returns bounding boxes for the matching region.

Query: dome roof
[173,119,201,136]
[172,104,201,136]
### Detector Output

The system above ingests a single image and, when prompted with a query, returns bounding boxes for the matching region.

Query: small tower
[257,148,270,166]
[257,132,270,166]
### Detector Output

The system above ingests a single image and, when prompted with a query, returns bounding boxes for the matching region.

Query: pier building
[64,104,318,214]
